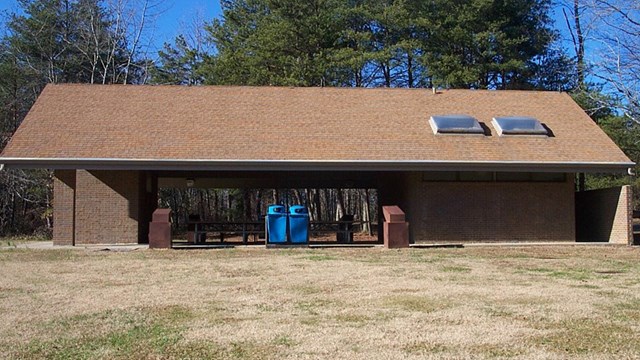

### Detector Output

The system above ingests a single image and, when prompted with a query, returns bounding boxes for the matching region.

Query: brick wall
[53,170,76,246]
[402,174,575,242]
[575,186,633,244]
[74,170,141,244]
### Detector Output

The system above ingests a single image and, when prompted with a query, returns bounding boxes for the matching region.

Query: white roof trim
[0,157,634,173]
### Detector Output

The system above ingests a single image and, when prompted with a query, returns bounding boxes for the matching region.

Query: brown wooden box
[383,205,406,223]
[384,222,409,249]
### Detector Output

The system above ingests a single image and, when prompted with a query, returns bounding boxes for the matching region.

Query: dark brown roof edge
[0,158,634,173]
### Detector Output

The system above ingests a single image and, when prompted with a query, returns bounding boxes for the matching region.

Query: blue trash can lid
[268,204,285,214]
[289,205,308,214]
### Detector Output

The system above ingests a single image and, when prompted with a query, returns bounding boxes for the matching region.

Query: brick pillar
[576,185,633,244]
[74,170,142,245]
[53,170,76,246]
[616,185,633,245]
[138,171,158,244]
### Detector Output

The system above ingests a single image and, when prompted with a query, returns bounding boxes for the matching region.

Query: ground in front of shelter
[0,245,639,359]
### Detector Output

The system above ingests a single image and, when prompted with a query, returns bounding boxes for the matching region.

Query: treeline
[158,0,573,90]
[0,0,638,236]
[161,188,377,234]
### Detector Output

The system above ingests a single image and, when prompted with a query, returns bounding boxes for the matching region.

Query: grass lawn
[0,235,49,248]
[1,245,639,359]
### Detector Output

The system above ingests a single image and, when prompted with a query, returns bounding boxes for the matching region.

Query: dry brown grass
[0,235,49,248]
[1,245,639,359]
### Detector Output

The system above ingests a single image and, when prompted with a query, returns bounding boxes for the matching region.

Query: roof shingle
[0,84,633,171]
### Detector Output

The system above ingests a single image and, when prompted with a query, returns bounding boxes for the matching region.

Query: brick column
[53,170,76,246]
[74,170,142,245]
[576,185,633,244]
[617,185,633,245]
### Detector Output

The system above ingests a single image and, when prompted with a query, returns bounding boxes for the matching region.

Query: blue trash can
[288,205,309,244]
[267,205,287,243]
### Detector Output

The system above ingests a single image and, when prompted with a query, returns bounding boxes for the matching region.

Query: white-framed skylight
[492,116,549,136]
[429,115,484,135]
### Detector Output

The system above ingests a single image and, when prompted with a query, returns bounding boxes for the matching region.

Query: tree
[150,35,206,85]
[0,0,158,236]
[204,0,348,86]
[205,0,571,90]
[563,0,639,123]
[422,0,563,90]
[587,0,640,123]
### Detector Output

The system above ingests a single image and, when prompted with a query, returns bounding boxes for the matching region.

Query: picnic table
[190,221,265,244]
[187,219,371,244]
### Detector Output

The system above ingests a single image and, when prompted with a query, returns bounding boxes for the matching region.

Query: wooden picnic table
[190,221,265,244]
[187,219,371,244]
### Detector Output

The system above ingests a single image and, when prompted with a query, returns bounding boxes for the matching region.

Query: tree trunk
[335,189,346,221]
[362,189,372,235]
[293,189,303,206]
[243,189,251,221]
[255,189,263,220]
[574,0,585,85]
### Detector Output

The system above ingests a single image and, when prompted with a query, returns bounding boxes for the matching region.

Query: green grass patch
[534,318,640,355]
[409,252,446,263]
[298,316,321,326]
[608,298,640,322]
[10,305,193,360]
[0,235,49,247]
[334,313,371,324]
[0,286,26,299]
[517,267,593,281]
[483,306,514,318]
[570,284,600,289]
[256,303,278,313]
[0,249,80,262]
[473,343,526,358]
[384,295,448,313]
[272,334,297,347]
[305,254,337,262]
[295,299,334,316]
[440,265,471,273]
[290,284,323,295]
[403,341,448,354]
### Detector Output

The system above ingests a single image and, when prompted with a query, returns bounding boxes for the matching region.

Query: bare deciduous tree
[565,0,640,122]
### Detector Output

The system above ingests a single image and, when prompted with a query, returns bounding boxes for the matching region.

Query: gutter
[0,157,634,173]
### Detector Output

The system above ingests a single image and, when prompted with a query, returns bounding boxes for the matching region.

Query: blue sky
[151,1,221,48]
[0,0,223,53]
[0,0,576,60]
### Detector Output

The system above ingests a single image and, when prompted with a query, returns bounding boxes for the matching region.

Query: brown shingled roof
[0,84,633,172]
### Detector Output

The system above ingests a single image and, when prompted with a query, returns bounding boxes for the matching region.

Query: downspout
[0,164,4,171]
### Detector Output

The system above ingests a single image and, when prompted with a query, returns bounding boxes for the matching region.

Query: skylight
[492,117,548,136]
[429,115,484,135]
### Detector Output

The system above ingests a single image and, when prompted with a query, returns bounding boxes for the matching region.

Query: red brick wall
[74,170,141,244]
[575,185,633,244]
[53,170,76,246]
[403,174,575,242]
